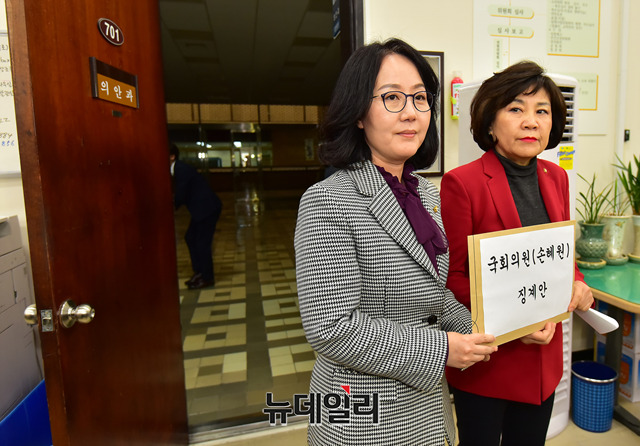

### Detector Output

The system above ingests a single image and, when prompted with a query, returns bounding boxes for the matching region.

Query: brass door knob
[60,300,96,328]
[24,304,38,325]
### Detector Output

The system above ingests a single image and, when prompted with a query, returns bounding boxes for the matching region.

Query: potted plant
[601,179,630,263]
[575,173,610,268]
[614,154,640,260]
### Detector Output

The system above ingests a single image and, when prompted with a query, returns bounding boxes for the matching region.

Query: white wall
[624,0,640,168]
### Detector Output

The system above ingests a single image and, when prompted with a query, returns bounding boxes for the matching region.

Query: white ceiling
[159,0,343,106]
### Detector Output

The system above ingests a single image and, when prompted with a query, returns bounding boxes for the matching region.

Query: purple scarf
[376,164,448,273]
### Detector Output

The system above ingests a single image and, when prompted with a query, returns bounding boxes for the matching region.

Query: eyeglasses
[371,90,434,113]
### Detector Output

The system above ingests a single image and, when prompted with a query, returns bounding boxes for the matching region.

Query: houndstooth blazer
[294,160,472,446]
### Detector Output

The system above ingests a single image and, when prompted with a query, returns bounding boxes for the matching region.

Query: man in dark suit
[170,144,222,289]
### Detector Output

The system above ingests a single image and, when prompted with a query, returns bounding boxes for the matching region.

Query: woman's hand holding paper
[446,332,498,369]
[520,321,556,345]
[567,280,594,312]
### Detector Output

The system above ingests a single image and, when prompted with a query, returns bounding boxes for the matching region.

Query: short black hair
[319,38,440,169]
[169,143,180,160]
[470,60,567,152]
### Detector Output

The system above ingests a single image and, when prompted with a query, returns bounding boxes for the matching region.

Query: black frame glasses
[371,90,434,113]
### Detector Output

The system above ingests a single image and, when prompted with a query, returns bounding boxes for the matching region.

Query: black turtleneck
[495,151,551,227]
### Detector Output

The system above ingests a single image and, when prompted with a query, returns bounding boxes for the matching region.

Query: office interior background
[2,0,640,444]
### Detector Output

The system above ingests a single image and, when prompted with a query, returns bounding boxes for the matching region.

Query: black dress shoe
[185,273,202,286]
[188,277,215,290]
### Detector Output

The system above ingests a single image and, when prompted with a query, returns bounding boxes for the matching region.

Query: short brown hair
[469,61,567,152]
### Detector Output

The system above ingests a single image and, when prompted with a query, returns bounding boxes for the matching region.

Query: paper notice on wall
[473,0,610,134]
[0,33,19,174]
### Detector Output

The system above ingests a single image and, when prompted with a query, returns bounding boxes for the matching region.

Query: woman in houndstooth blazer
[294,38,497,446]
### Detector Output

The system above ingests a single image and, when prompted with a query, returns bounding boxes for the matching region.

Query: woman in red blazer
[440,61,594,446]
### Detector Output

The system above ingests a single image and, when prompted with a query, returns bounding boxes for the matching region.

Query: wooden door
[7,1,188,444]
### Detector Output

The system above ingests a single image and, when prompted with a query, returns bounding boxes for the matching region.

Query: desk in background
[582,261,640,435]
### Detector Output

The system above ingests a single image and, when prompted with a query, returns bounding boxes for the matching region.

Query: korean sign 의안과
[468,221,575,346]
[89,57,138,109]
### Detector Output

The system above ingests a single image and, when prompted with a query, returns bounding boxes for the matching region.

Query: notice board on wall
[468,221,575,346]
[0,0,20,175]
[473,0,609,135]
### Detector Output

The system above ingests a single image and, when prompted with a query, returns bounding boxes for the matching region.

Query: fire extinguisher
[451,72,463,120]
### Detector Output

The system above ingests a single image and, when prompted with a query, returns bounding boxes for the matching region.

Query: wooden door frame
[339,0,364,66]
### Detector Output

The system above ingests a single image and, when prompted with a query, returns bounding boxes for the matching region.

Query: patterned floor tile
[178,188,314,429]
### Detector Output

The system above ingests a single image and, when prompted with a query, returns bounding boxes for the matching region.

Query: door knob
[24,304,38,325]
[24,304,54,332]
[60,300,95,328]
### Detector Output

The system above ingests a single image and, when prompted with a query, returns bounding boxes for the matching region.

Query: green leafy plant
[577,173,612,224]
[602,179,630,216]
[614,154,640,215]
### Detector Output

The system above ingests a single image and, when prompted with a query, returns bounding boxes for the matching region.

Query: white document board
[468,221,575,346]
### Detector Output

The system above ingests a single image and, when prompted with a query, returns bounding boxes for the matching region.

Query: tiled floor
[178,184,640,445]
[176,186,315,431]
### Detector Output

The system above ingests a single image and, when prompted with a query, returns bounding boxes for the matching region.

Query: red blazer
[440,150,584,405]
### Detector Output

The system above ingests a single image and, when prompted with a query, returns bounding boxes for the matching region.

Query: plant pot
[601,215,630,264]
[576,222,608,268]
[631,215,640,262]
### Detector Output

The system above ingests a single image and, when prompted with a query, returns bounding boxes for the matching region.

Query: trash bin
[571,361,618,432]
